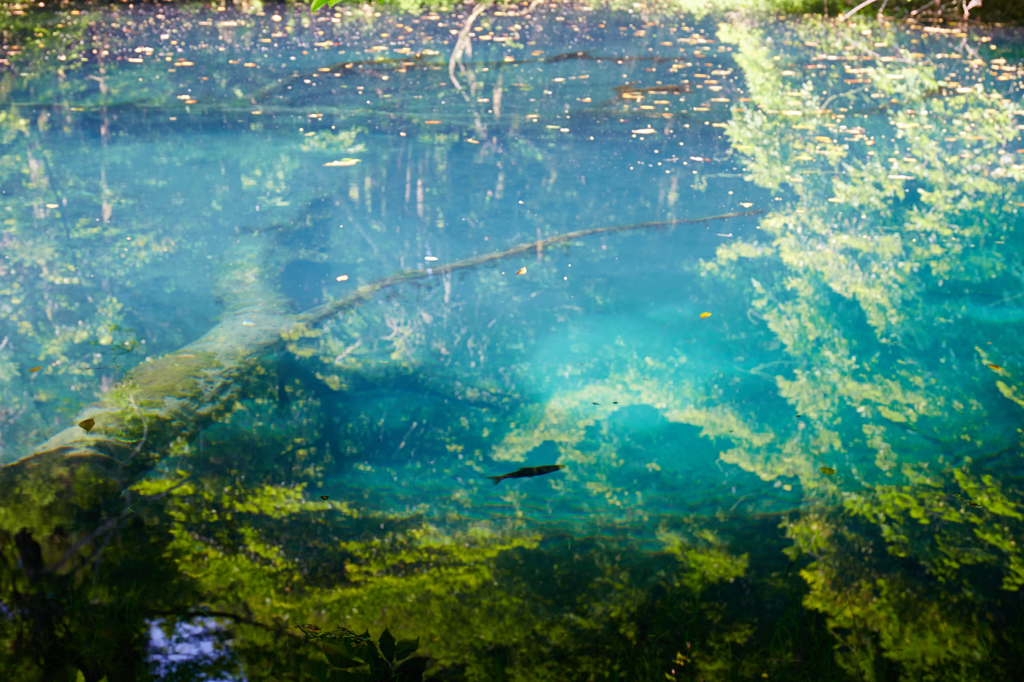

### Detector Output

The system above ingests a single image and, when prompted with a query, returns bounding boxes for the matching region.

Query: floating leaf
[79,418,96,433]
[820,466,835,476]
[320,495,329,500]
[632,127,657,134]
[987,363,1003,371]
[700,312,712,319]
[28,366,42,372]
[516,267,527,275]
[323,158,360,167]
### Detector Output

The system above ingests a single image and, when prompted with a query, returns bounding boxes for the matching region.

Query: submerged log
[0,211,760,570]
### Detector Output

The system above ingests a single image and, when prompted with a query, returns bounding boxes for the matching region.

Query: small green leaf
[378,627,397,662]
[394,637,419,661]
[358,638,388,670]
[310,0,329,12]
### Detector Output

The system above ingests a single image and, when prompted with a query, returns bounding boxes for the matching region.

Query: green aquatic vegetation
[784,461,1024,679]
[4,5,1024,681]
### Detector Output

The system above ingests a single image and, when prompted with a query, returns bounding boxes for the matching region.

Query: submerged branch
[299,210,764,329]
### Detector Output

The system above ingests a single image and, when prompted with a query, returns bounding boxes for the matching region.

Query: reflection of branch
[909,0,942,16]
[503,0,543,16]
[49,475,192,575]
[839,0,880,21]
[449,2,490,94]
[839,31,914,65]
[821,83,872,112]
[298,210,765,329]
[961,0,982,22]
[333,339,362,364]
[150,608,280,632]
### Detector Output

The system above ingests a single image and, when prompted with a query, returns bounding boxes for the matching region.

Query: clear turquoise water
[3,4,1024,680]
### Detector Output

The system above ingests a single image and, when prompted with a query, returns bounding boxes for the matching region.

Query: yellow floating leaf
[699,312,712,319]
[516,267,527,275]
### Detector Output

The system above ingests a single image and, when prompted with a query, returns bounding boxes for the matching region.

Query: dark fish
[320,495,329,500]
[79,418,96,433]
[486,464,564,485]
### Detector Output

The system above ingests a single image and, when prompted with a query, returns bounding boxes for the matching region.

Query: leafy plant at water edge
[296,624,427,680]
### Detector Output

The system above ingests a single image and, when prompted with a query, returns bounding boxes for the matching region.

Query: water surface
[2,4,1024,680]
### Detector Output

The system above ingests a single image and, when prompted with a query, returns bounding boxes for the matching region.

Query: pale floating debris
[516,267,527,275]
[323,159,360,167]
[242,320,255,326]
[336,274,349,281]
[424,256,439,262]
[632,128,657,134]
[739,202,754,208]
